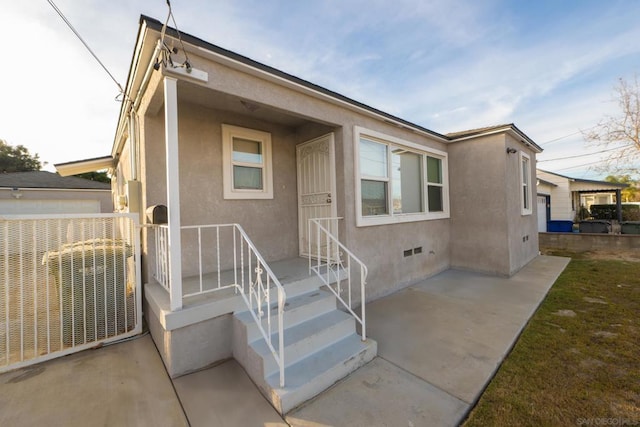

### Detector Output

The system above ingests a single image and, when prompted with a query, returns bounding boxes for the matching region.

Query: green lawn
[463,252,640,426]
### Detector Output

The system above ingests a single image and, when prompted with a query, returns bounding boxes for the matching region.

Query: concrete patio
[0,255,569,426]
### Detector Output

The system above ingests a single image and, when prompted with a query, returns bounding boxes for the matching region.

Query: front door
[297,133,337,257]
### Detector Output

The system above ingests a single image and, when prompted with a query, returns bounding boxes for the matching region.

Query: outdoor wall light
[11,187,23,199]
[506,147,518,154]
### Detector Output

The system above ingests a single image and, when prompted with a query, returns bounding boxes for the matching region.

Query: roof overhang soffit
[55,156,114,176]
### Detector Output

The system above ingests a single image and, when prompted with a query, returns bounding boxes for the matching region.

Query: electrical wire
[166,0,191,68]
[46,0,124,95]
[158,0,191,70]
[538,144,634,162]
[539,125,598,146]
[553,159,606,171]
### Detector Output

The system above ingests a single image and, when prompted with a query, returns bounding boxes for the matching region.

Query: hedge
[590,204,640,221]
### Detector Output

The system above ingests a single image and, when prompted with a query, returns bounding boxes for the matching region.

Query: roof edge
[139,15,450,142]
[448,123,543,153]
[55,156,114,177]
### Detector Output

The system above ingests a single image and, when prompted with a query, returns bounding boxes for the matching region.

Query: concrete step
[233,285,377,416]
[265,334,377,414]
[234,289,336,343]
[249,309,355,378]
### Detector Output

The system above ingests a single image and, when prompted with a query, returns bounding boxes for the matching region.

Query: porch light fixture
[11,187,23,199]
[506,147,517,154]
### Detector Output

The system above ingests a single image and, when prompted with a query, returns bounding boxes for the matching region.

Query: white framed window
[222,124,273,199]
[355,126,449,226]
[520,151,532,215]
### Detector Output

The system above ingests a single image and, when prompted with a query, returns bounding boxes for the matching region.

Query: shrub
[590,204,640,221]
[590,204,616,219]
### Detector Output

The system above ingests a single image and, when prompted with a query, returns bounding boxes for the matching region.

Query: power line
[538,144,634,162]
[553,159,605,171]
[47,0,124,95]
[539,125,598,146]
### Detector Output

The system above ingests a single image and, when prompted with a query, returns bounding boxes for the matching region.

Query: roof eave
[139,15,450,143]
[448,124,543,153]
[55,156,114,177]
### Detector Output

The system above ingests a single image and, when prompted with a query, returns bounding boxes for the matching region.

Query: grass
[463,251,640,426]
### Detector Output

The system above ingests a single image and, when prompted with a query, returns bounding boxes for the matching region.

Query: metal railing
[308,218,368,341]
[150,223,286,387]
[0,213,142,373]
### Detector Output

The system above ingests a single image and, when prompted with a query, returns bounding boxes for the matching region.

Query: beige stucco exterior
[449,133,539,276]
[102,16,543,376]
[115,18,543,292]
[134,75,453,298]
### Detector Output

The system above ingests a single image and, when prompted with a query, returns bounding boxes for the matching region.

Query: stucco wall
[448,134,510,275]
[505,134,539,275]
[448,134,538,276]
[141,102,306,277]
[130,47,543,297]
[133,54,454,297]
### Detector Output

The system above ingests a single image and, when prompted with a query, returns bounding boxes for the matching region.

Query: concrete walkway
[0,334,187,427]
[0,255,569,426]
[286,255,570,426]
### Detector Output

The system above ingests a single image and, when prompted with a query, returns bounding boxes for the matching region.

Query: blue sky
[2,1,639,179]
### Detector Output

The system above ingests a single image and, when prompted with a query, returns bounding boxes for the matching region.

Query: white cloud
[1,0,639,182]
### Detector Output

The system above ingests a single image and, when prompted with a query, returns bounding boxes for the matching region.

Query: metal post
[616,189,623,223]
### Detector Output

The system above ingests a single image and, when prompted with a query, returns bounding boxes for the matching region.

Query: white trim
[55,156,114,176]
[354,127,450,227]
[520,151,532,216]
[354,126,448,157]
[164,76,183,311]
[163,64,209,83]
[222,124,273,199]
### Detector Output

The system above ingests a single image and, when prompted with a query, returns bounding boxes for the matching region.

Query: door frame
[296,133,338,257]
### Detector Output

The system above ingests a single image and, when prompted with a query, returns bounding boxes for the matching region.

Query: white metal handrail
[308,218,368,341]
[149,223,286,387]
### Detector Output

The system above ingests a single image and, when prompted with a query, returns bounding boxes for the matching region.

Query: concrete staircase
[232,277,377,414]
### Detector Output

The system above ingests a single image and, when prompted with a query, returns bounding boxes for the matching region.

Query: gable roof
[0,171,110,190]
[447,123,543,153]
[536,169,628,188]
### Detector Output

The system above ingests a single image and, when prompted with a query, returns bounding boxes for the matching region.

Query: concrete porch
[144,256,337,378]
[0,255,569,426]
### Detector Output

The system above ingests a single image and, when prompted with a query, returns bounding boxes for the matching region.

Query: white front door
[297,133,337,257]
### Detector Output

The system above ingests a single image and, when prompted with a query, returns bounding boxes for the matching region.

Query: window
[520,151,532,215]
[360,139,389,216]
[222,125,273,199]
[355,127,449,226]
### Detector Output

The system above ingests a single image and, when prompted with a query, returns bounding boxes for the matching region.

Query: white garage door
[537,196,547,232]
[0,199,100,214]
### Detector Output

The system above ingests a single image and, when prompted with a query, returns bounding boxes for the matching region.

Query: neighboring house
[536,169,628,224]
[56,16,542,414]
[0,170,112,214]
